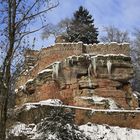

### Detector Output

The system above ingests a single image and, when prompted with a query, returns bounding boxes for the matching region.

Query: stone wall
[10,105,140,129]
[74,107,140,129]
[85,42,130,55]
[13,42,140,132]
[16,42,130,87]
[15,53,138,109]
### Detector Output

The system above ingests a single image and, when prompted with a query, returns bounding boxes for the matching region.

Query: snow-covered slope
[7,122,140,140]
[7,99,140,139]
[79,123,140,140]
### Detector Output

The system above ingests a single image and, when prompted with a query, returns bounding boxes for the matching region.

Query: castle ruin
[15,41,138,110]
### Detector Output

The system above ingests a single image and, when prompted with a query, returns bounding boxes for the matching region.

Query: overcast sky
[33,0,140,49]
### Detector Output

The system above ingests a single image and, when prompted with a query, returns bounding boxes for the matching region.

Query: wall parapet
[25,42,130,64]
[85,42,130,55]
[38,42,130,58]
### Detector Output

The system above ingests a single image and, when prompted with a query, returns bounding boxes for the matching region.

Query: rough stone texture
[7,105,140,129]
[16,42,130,87]
[15,52,138,109]
[74,108,140,129]
[11,42,140,137]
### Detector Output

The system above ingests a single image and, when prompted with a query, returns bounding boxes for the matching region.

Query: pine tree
[66,6,99,44]
[37,107,90,140]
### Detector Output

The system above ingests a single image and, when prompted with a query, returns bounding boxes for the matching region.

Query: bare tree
[131,29,140,93]
[100,26,130,43]
[42,23,62,39]
[42,18,71,39]
[0,0,58,139]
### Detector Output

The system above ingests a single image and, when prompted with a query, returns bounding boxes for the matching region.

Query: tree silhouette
[66,6,99,44]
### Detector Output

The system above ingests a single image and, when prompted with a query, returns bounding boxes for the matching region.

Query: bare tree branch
[0,0,59,139]
[100,26,130,43]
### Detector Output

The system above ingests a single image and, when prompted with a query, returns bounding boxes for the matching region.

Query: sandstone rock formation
[6,100,140,139]
[7,42,140,139]
[15,42,138,110]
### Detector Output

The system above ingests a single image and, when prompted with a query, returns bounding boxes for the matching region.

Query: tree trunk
[0,1,15,138]
[0,74,8,140]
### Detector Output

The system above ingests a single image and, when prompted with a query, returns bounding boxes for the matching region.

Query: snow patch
[25,79,34,84]
[24,99,63,111]
[7,122,37,137]
[15,89,18,94]
[91,53,128,57]
[133,91,140,97]
[98,42,104,45]
[39,99,63,106]
[25,103,38,110]
[133,93,138,99]
[48,133,57,139]
[18,85,26,92]
[8,122,140,140]
[79,123,140,140]
[38,69,53,74]
[80,96,118,109]
[67,56,74,65]
[122,42,130,45]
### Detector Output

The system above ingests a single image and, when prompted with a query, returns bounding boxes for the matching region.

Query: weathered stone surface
[15,53,138,109]
[7,104,140,129]
[6,104,140,139]
[16,42,130,86]
[9,42,140,139]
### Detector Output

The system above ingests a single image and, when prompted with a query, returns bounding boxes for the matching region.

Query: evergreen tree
[37,107,90,140]
[66,6,99,44]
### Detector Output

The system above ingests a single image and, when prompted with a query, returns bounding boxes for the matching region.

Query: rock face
[7,42,140,139]
[6,102,140,139]
[15,42,138,110]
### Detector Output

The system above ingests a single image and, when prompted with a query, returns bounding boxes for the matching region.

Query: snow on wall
[86,53,129,78]
[38,69,53,74]
[19,42,130,86]
[24,99,63,111]
[80,96,118,109]
[19,99,140,113]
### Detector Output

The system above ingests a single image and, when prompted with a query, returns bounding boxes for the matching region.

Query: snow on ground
[7,122,140,140]
[79,123,140,140]
[80,96,118,109]
[7,121,58,140]
[7,122,37,137]
[47,134,57,140]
